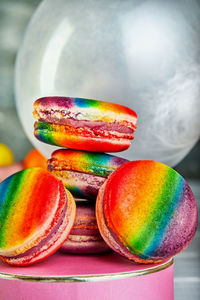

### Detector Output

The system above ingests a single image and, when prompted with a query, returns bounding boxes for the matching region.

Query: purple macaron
[47,149,128,200]
[60,200,110,254]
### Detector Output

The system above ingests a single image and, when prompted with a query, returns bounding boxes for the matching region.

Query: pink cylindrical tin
[0,252,173,300]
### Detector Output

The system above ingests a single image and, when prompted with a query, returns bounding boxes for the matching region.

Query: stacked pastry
[0,96,197,266]
[33,96,136,253]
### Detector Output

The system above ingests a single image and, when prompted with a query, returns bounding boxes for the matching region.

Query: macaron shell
[48,149,128,177]
[0,168,70,257]
[34,121,132,152]
[33,97,137,128]
[0,190,76,266]
[96,182,154,263]
[99,161,198,262]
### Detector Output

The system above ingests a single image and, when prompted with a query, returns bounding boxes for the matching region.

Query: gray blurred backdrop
[0,0,199,178]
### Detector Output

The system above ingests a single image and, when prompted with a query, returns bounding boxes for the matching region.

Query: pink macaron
[47,149,128,200]
[60,201,110,254]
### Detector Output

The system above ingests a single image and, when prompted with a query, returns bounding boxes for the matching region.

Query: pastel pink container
[0,252,173,300]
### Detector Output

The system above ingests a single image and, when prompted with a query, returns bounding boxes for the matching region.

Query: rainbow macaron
[60,200,109,254]
[0,168,76,266]
[33,97,137,152]
[96,161,198,263]
[47,149,128,200]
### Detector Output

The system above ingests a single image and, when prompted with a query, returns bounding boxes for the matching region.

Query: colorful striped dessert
[60,200,110,254]
[33,97,137,152]
[48,149,128,200]
[0,168,76,266]
[96,161,198,263]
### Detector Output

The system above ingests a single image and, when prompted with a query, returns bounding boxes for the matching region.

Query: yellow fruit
[0,143,14,166]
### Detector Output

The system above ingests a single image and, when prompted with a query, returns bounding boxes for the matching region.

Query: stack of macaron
[0,96,198,266]
[33,96,137,254]
[33,96,197,262]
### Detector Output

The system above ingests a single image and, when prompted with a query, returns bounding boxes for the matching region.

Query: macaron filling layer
[61,236,109,254]
[70,226,100,236]
[67,234,103,242]
[35,113,135,134]
[34,122,134,140]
